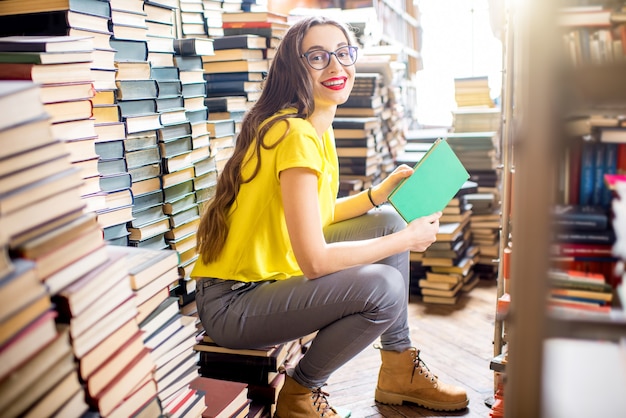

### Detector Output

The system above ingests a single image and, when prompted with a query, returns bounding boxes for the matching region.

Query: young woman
[192,15,469,417]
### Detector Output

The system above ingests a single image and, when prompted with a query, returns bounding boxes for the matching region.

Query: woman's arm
[281,166,441,279]
[333,164,414,222]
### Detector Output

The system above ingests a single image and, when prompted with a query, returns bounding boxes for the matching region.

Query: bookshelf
[499,0,626,416]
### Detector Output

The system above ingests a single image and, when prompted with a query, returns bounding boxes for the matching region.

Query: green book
[388,138,470,223]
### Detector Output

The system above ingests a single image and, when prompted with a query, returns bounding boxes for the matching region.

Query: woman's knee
[358,264,406,313]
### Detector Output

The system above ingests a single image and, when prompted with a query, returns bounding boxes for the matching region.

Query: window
[413,0,503,127]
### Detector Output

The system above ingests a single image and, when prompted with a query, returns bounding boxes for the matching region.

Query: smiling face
[300,24,356,110]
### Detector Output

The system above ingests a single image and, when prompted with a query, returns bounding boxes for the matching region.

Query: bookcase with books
[493,1,626,416]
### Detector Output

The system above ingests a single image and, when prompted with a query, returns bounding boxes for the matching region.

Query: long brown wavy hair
[196,16,356,264]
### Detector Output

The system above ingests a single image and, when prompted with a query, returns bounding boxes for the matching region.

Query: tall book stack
[167,37,215,305]
[0,80,92,417]
[355,44,411,175]
[180,0,209,38]
[202,0,226,38]
[0,4,125,241]
[416,182,481,303]
[465,191,500,279]
[335,72,387,186]
[443,130,501,278]
[221,9,291,77]
[0,81,165,417]
[112,36,165,249]
[453,76,495,108]
[196,332,308,417]
[0,0,118,90]
[421,219,477,305]
[54,245,160,417]
[205,34,267,105]
[144,0,178,67]
[108,245,203,416]
[332,116,382,194]
[0,35,104,213]
[0,1,120,215]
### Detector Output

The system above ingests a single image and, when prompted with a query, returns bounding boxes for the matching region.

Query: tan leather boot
[274,375,339,418]
[375,347,469,411]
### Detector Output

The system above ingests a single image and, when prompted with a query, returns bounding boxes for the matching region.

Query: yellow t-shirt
[191,108,339,282]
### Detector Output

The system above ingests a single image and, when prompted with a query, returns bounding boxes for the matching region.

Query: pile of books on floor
[419,213,480,305]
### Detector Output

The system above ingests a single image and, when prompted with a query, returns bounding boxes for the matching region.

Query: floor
[325,278,498,418]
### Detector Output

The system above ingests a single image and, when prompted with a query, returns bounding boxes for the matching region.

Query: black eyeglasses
[300,45,358,70]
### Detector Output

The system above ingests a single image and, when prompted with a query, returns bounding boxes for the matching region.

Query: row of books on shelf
[558,3,626,66]
[565,138,626,208]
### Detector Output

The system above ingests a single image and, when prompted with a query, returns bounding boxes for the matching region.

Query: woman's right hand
[403,211,442,253]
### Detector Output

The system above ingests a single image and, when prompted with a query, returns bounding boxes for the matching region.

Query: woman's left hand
[370,164,414,206]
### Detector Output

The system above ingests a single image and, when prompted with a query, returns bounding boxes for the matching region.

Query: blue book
[601,143,618,207]
[206,80,262,95]
[203,71,264,83]
[578,141,596,205]
[591,142,606,206]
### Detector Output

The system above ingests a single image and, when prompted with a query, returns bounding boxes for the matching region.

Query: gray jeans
[195,204,411,388]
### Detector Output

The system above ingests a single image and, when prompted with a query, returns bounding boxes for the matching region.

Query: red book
[616,143,626,175]
[550,242,613,258]
[87,347,155,416]
[0,309,57,381]
[0,62,92,84]
[222,21,290,29]
[189,376,249,418]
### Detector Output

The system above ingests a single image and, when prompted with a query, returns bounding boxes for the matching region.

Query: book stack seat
[195,330,314,417]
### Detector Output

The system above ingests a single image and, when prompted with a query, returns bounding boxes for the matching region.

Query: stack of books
[550,204,619,286]
[195,332,308,417]
[56,246,160,417]
[421,219,479,305]
[222,10,290,45]
[206,34,268,105]
[333,116,383,192]
[144,0,177,66]
[108,245,203,416]
[453,76,495,108]
[452,107,501,133]
[548,268,614,314]
[180,0,209,38]
[0,36,104,213]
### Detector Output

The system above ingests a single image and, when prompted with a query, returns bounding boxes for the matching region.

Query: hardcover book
[388,138,470,223]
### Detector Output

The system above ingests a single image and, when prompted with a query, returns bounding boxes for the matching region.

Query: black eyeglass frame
[300,45,359,70]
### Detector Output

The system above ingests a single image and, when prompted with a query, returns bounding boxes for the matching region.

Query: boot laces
[411,349,438,385]
[310,385,336,417]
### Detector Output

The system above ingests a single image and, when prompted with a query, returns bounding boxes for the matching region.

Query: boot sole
[375,388,469,411]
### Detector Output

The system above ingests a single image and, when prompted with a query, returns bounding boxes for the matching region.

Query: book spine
[567,140,582,204]
[591,142,606,205]
[601,142,618,206]
[618,143,626,175]
[578,141,596,205]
